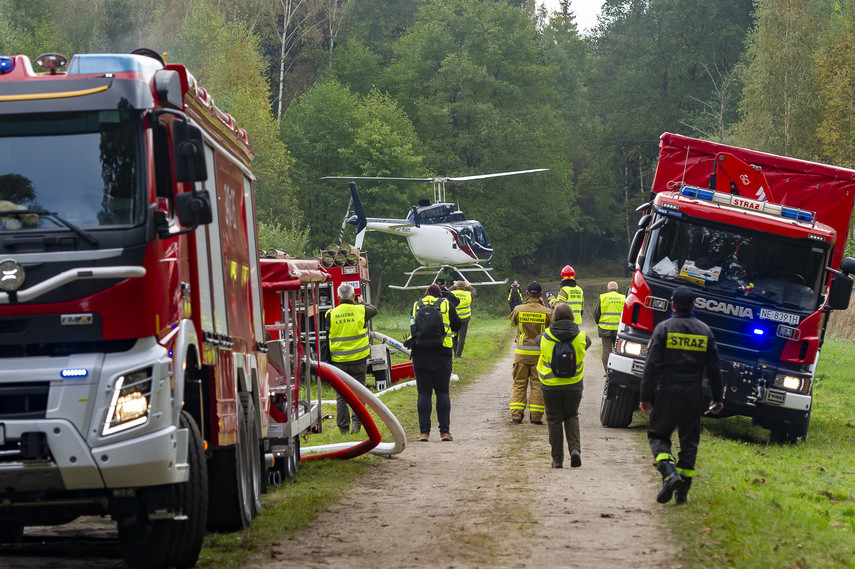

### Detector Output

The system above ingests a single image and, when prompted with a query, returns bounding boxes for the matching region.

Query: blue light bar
[780,206,813,223]
[0,56,14,74]
[61,368,89,378]
[680,186,715,201]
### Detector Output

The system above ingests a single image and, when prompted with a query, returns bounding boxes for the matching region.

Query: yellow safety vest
[328,303,369,362]
[598,291,626,331]
[451,290,472,319]
[554,285,584,314]
[536,329,587,386]
[411,295,453,348]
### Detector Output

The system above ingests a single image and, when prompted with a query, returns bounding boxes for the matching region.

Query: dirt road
[255,326,677,569]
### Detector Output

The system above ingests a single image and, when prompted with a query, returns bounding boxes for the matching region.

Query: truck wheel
[118,411,207,569]
[286,435,301,479]
[599,378,636,428]
[769,412,810,444]
[207,401,252,531]
[240,393,263,518]
[0,523,24,544]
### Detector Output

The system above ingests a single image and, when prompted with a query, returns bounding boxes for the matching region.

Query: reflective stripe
[452,290,472,318]
[329,331,369,342]
[331,346,370,357]
[328,303,369,362]
[655,453,676,463]
[676,467,695,477]
[599,291,626,331]
[515,344,541,352]
[529,404,545,413]
[509,403,527,410]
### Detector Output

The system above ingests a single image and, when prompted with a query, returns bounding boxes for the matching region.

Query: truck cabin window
[644,217,827,310]
[0,111,145,231]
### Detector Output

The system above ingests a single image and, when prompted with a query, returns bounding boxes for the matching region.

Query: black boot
[656,460,683,504]
[674,476,692,505]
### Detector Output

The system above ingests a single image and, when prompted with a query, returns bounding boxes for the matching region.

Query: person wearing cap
[509,281,553,425]
[549,265,584,320]
[434,277,460,307]
[451,280,476,358]
[639,285,724,505]
[593,281,626,373]
[326,283,378,435]
[410,283,461,442]
[508,280,523,312]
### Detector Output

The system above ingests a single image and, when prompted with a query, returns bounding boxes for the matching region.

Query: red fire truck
[601,133,855,443]
[0,51,267,568]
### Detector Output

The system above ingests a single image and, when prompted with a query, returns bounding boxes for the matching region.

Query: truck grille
[0,382,49,419]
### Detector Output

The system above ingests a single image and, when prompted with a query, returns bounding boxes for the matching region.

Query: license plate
[766,389,786,406]
[631,359,645,376]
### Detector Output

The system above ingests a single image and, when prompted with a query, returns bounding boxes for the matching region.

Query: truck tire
[599,378,636,428]
[287,435,301,479]
[769,412,810,444]
[118,411,207,569]
[207,401,252,532]
[240,393,263,518]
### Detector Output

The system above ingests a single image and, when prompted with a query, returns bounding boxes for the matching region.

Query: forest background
[2,0,855,308]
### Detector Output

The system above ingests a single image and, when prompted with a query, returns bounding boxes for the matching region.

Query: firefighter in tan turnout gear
[509,281,553,424]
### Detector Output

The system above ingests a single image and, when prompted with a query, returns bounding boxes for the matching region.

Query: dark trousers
[542,389,583,463]
[452,317,470,357]
[647,383,704,471]
[332,358,367,432]
[412,349,452,435]
[599,331,616,373]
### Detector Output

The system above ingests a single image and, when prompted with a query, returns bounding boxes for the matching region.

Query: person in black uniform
[639,286,724,505]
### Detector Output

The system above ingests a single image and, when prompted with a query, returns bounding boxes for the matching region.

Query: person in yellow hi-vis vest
[326,283,377,435]
[549,265,584,320]
[536,303,591,468]
[593,281,626,373]
[509,281,553,424]
[451,280,476,358]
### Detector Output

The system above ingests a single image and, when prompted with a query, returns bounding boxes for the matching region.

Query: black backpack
[412,298,446,347]
[551,337,577,378]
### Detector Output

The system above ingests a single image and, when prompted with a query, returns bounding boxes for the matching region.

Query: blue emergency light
[61,368,89,378]
[752,328,765,336]
[0,56,14,74]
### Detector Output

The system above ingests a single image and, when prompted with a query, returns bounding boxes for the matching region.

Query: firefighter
[326,283,378,435]
[509,281,553,424]
[508,280,523,311]
[593,281,626,373]
[639,286,724,505]
[451,280,475,358]
[549,265,584,320]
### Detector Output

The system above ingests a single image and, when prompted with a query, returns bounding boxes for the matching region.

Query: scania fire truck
[601,133,855,443]
[0,51,268,568]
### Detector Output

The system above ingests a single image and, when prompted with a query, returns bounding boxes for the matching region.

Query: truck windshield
[0,111,144,231]
[644,216,828,310]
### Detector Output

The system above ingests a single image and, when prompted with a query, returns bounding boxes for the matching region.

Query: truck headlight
[103,367,153,436]
[773,373,810,393]
[615,339,647,357]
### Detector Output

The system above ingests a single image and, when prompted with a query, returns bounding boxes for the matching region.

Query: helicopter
[320,169,548,289]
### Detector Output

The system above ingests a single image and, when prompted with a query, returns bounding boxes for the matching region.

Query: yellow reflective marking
[666,333,707,351]
[0,84,109,102]
[518,312,547,324]
[230,260,238,280]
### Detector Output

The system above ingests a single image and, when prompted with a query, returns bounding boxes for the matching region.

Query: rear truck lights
[0,56,14,74]
[102,367,153,436]
[645,296,670,311]
[774,373,811,393]
[615,339,647,358]
[679,185,815,224]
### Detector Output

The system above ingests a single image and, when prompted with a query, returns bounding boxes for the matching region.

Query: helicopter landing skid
[387,264,508,290]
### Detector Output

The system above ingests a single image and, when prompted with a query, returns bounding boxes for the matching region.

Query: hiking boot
[339,428,348,436]
[350,425,361,435]
[674,477,692,505]
[656,460,683,504]
[570,450,582,468]
[510,419,522,424]
[531,420,543,425]
[417,433,429,442]
[441,433,453,442]
[551,460,563,468]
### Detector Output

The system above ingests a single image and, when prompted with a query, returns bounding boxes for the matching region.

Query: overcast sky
[539,0,606,33]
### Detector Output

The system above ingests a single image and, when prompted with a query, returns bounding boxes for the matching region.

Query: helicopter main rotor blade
[445,168,549,182]
[320,176,434,182]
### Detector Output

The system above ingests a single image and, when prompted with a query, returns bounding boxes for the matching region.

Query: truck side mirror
[175,190,213,228]
[827,273,853,310]
[173,120,208,184]
[840,256,855,275]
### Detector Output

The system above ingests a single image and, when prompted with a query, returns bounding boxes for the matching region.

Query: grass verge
[196,314,515,568]
[658,334,855,568]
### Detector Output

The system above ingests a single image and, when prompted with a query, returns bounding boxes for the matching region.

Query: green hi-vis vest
[536,329,587,386]
[558,285,584,313]
[598,290,626,331]
[328,303,369,362]
[451,290,472,319]
[411,295,453,348]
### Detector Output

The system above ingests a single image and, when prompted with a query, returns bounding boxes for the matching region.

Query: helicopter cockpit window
[644,218,828,310]
[458,226,473,246]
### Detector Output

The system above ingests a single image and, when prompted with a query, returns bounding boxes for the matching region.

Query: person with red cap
[408,283,461,442]
[549,266,584,320]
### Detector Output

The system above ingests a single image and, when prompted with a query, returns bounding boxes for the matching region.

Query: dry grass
[827,292,855,341]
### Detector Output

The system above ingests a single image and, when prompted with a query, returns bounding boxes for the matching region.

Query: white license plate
[631,360,645,376]
[766,389,786,406]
